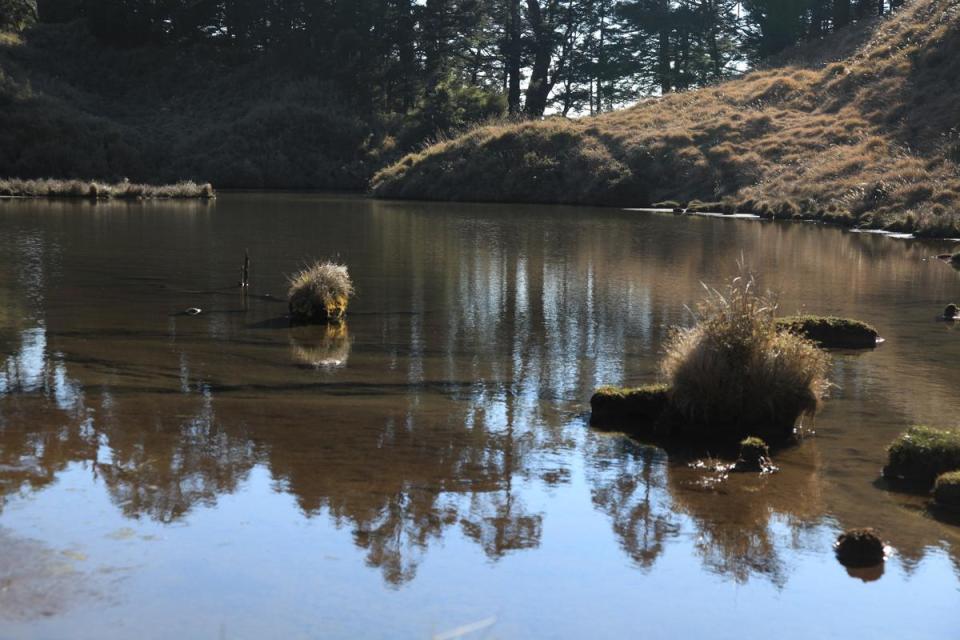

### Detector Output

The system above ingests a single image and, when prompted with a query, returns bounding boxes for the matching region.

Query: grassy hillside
[373,0,960,236]
[0,23,394,189]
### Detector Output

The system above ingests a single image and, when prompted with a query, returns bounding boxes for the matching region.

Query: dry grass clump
[287,261,354,324]
[373,0,960,237]
[660,273,830,443]
[0,177,215,199]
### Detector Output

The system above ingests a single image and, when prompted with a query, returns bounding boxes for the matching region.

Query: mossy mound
[933,471,960,510]
[884,425,960,486]
[288,262,354,324]
[590,384,670,426]
[776,316,879,349]
[734,437,772,472]
[835,528,885,568]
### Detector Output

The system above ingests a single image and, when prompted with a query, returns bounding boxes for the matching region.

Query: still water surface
[1,194,959,638]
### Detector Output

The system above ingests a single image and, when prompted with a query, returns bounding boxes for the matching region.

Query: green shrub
[288,261,354,324]
[661,274,830,443]
[884,425,960,486]
[776,316,878,349]
[590,384,670,426]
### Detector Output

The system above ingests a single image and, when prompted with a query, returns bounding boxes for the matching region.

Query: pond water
[1,193,959,639]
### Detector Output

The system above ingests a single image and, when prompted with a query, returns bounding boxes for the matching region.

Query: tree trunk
[507,0,522,115]
[657,27,672,94]
[524,0,554,117]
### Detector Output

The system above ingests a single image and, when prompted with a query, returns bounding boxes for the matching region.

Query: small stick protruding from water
[240,250,250,289]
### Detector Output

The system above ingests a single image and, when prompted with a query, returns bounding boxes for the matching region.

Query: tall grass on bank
[661,273,830,443]
[287,261,354,324]
[0,178,214,199]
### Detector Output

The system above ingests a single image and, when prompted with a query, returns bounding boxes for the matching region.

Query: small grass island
[590,273,830,450]
[0,178,215,200]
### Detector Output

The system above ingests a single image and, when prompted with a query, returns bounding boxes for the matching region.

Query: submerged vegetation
[288,262,354,325]
[0,177,214,199]
[374,0,960,237]
[660,275,830,444]
[776,316,879,349]
[884,425,960,486]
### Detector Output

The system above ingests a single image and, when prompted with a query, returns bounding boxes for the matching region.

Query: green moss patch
[776,315,879,349]
[884,425,960,486]
[933,471,960,509]
[590,384,670,426]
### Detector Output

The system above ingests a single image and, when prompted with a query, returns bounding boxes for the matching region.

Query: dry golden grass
[0,177,215,199]
[287,261,354,324]
[373,0,960,236]
[660,272,830,443]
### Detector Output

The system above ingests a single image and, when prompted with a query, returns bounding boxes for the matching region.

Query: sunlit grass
[660,272,830,443]
[287,261,354,324]
[372,0,960,236]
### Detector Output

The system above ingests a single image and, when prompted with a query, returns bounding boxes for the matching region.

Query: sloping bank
[372,0,960,238]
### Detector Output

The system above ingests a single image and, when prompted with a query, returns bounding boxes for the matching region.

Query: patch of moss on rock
[776,315,879,349]
[835,528,885,568]
[933,471,960,510]
[884,425,960,486]
[590,384,670,426]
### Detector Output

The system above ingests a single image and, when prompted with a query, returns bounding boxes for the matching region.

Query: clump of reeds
[287,261,354,324]
[661,271,830,443]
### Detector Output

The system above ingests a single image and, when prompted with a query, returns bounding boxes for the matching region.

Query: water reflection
[2,195,960,605]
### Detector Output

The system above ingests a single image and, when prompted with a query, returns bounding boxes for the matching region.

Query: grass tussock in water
[660,273,830,444]
[884,425,960,486]
[0,177,214,199]
[288,261,354,324]
[373,0,960,236]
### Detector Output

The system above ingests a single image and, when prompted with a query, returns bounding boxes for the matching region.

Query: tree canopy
[8,0,906,120]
